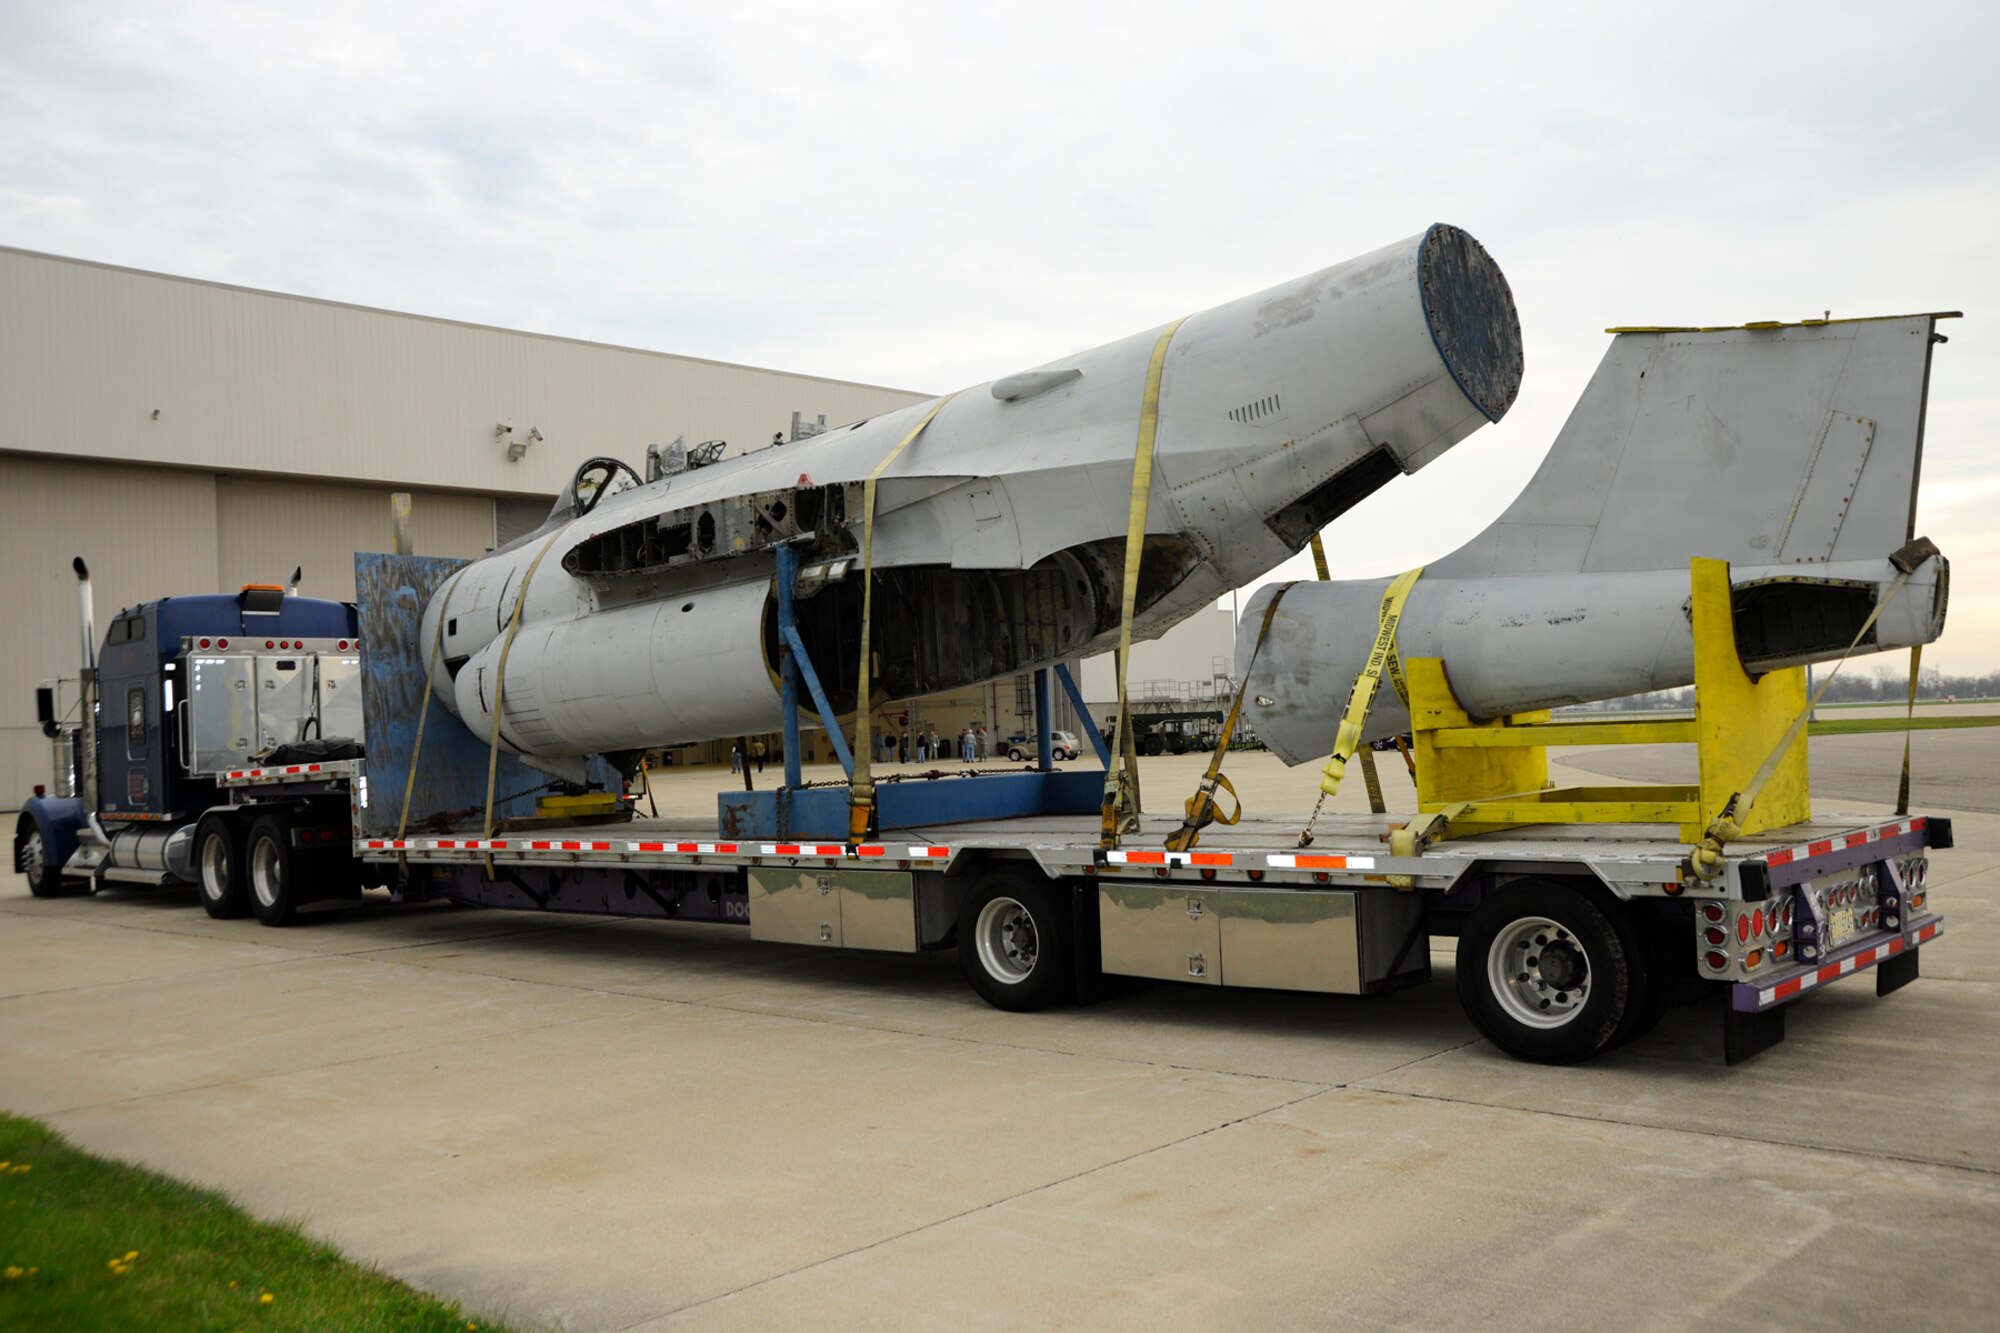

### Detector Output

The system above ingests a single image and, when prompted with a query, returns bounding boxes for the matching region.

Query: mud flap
[1725,1003,1786,1065]
[1877,946,1920,997]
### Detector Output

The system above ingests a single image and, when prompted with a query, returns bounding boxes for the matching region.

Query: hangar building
[0,245,930,800]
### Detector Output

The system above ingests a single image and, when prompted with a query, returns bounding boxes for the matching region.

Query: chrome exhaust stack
[71,557,109,856]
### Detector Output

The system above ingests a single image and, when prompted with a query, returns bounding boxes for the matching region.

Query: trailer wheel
[1616,913,1689,1047]
[195,815,249,919]
[246,813,305,927]
[958,874,1074,1012]
[1457,880,1635,1064]
[18,824,69,898]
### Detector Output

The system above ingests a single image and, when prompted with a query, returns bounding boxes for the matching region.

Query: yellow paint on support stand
[536,791,625,819]
[1688,557,1810,837]
[1404,557,1810,843]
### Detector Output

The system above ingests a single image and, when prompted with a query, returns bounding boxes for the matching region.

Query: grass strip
[1808,715,2000,736]
[0,1112,512,1331]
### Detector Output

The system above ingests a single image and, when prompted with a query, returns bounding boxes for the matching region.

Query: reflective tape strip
[1265,853,1376,870]
[1103,850,1238,868]
[760,843,846,857]
[908,846,949,859]
[1768,817,1930,868]
[1754,919,1942,1007]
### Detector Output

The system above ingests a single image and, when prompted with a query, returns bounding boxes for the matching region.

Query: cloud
[2,0,1997,669]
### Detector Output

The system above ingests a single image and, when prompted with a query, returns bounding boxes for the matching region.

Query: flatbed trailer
[18,557,1950,1067]
[200,754,1947,1066]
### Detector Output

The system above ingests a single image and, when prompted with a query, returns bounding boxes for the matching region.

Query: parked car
[1005,730,1080,761]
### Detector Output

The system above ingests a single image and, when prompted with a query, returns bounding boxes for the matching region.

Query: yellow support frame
[535,791,625,819]
[1409,558,1810,842]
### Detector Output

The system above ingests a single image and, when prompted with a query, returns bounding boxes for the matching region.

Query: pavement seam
[633,1080,1337,1327]
[0,900,598,954]
[1338,1081,2000,1180]
[341,944,1364,1088]
[0,920,611,1003]
[33,1007,635,1118]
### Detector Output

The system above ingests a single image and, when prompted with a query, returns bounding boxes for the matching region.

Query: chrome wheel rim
[24,830,45,883]
[974,896,1038,984]
[200,832,229,901]
[250,836,282,909]
[1488,915,1591,1029]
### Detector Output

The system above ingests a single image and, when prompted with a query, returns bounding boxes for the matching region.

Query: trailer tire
[1618,913,1690,1047]
[195,815,249,919]
[1457,880,1635,1064]
[958,874,1074,1012]
[246,813,305,927]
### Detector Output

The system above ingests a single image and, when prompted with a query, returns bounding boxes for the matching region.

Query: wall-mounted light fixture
[501,425,541,463]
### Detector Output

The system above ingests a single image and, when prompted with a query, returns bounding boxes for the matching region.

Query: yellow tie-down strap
[1100,316,1188,848]
[848,394,955,842]
[1316,566,1424,801]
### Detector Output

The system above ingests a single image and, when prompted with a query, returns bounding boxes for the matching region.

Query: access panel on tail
[1241,313,1956,765]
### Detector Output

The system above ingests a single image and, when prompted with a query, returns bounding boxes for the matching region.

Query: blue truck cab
[16,576,359,908]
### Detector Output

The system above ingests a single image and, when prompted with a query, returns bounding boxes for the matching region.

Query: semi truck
[15,553,1948,1066]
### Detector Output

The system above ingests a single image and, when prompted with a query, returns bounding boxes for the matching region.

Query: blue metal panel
[354,553,549,835]
[718,770,1103,841]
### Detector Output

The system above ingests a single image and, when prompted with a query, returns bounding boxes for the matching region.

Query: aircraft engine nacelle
[448,579,779,763]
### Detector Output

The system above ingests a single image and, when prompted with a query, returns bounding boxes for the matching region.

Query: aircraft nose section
[1418,223,1524,423]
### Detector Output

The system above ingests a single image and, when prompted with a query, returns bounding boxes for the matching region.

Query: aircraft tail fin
[1433,314,1956,580]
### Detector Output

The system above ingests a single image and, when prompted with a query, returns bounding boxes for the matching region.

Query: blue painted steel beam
[1054,663,1111,766]
[774,544,806,790]
[780,624,854,777]
[1034,667,1054,772]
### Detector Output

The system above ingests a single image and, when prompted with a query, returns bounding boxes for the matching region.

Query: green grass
[1816,697,1999,709]
[1808,714,2000,736]
[0,1113,511,1332]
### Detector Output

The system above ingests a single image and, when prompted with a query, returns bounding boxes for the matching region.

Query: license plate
[1828,906,1858,947]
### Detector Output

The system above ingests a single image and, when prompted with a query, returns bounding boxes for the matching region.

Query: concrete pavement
[3,744,1998,1329]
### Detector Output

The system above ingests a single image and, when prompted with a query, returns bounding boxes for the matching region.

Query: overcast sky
[4,1,1996,673]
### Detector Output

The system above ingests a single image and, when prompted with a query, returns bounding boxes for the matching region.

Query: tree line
[1576,662,1998,712]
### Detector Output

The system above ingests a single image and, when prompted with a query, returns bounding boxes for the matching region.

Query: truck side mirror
[36,685,57,737]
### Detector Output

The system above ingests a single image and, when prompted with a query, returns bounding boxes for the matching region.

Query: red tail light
[1737,915,1751,943]
[198,638,211,648]
[1704,951,1729,972]
[1701,902,1726,923]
